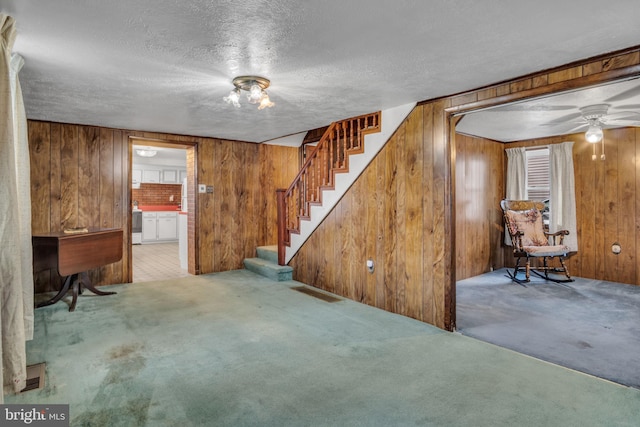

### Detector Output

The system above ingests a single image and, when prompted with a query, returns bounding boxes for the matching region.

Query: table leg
[36,274,77,308]
[36,271,116,312]
[78,272,117,296]
[70,275,79,312]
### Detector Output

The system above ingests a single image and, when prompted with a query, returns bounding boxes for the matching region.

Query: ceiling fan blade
[602,119,640,127]
[614,104,640,110]
[538,112,583,126]
[602,111,640,121]
[604,84,640,102]
[538,122,587,134]
[562,123,589,134]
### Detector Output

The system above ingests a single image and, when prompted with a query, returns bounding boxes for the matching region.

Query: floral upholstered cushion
[505,208,549,247]
[522,244,570,256]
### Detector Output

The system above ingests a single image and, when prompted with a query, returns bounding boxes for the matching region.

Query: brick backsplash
[132,183,182,206]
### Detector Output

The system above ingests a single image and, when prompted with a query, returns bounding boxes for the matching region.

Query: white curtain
[504,147,527,244]
[0,14,33,402]
[549,141,578,251]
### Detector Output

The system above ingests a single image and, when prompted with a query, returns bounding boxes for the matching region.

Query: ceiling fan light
[585,124,603,143]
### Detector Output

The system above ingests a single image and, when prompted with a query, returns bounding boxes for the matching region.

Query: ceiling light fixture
[224,75,274,109]
[136,148,157,157]
[585,121,604,143]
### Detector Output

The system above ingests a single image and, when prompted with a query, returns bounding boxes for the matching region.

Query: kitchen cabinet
[142,169,161,183]
[157,212,178,240]
[142,211,178,242]
[142,212,158,242]
[162,169,178,184]
[132,164,186,185]
[132,169,143,185]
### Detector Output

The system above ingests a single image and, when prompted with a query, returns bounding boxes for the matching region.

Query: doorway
[129,137,197,283]
[450,77,640,389]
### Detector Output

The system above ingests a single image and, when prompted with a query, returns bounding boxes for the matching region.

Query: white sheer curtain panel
[504,147,527,245]
[10,52,33,341]
[0,14,33,402]
[549,141,578,251]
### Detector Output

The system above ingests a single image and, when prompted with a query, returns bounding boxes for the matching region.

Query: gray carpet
[457,268,640,389]
[7,270,640,426]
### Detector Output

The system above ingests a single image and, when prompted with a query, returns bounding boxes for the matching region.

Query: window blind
[526,148,550,201]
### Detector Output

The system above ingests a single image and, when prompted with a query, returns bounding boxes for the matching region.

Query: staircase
[243,245,293,281]
[276,111,382,265]
[243,103,416,276]
[277,104,416,266]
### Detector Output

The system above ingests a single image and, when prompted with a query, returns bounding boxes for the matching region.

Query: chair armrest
[545,229,569,245]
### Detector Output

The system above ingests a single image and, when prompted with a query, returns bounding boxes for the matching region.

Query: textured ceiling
[3,0,640,143]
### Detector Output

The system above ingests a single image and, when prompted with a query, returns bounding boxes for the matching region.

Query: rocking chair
[501,199,573,285]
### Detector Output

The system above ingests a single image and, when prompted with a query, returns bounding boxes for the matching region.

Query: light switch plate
[198,184,206,193]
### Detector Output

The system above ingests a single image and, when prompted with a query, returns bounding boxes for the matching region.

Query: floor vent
[292,286,342,303]
[21,363,46,393]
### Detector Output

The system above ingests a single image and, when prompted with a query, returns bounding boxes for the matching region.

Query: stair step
[244,257,293,282]
[256,245,278,263]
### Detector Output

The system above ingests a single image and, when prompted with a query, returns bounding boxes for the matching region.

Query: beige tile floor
[132,242,190,283]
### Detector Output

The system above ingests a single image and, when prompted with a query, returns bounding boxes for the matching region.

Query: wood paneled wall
[454,134,505,280]
[454,129,640,286]
[291,45,640,331]
[28,45,640,330]
[28,121,299,293]
[289,102,452,327]
[194,137,261,273]
[259,144,301,244]
[506,129,639,286]
[29,122,128,293]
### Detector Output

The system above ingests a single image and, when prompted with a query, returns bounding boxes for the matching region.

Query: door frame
[443,49,640,331]
[127,136,199,281]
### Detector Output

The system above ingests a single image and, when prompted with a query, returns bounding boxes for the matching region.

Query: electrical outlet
[206,186,214,194]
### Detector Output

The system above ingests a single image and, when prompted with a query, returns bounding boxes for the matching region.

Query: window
[526,147,549,201]
[526,147,550,226]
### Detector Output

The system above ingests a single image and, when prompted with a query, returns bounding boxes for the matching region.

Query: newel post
[276,189,286,266]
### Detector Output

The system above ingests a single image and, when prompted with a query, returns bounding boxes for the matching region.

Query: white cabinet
[142,212,158,242]
[132,164,186,185]
[142,211,178,243]
[142,169,161,183]
[157,212,178,240]
[162,169,178,184]
[132,169,143,185]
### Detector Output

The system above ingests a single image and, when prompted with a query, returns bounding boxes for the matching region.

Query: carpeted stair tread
[256,245,278,264]
[243,257,292,282]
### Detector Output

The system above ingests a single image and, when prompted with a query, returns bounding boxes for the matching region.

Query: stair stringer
[285,102,416,264]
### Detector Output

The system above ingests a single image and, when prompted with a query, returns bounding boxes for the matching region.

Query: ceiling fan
[540,103,640,141]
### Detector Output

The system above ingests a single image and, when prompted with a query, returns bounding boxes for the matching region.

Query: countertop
[136,204,182,212]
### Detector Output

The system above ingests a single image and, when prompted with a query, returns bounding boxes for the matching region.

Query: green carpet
[7,270,640,426]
